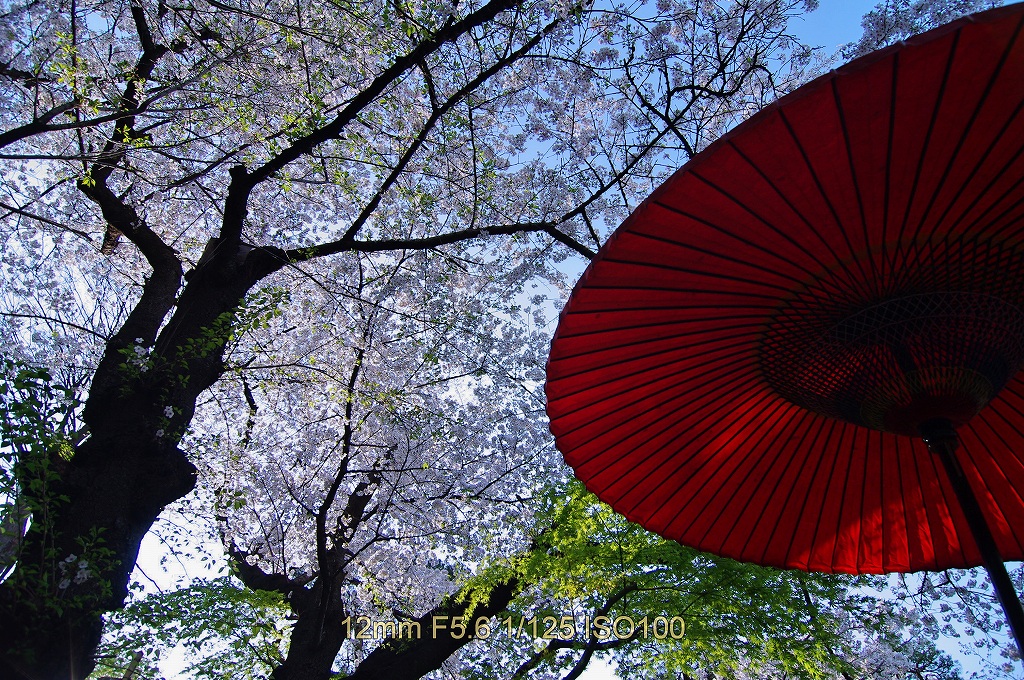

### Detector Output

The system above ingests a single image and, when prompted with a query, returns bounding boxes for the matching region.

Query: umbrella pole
[920,418,1024,656]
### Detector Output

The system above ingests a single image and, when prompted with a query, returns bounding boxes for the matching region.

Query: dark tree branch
[78,181,178,274]
[90,4,169,186]
[336,10,566,244]
[316,340,366,571]
[71,4,180,359]
[0,62,49,87]
[219,0,522,245]
[511,581,640,679]
[544,225,597,259]
[0,200,94,241]
[0,312,110,341]
[0,100,84,149]
[226,543,311,596]
[284,220,595,262]
[341,574,524,680]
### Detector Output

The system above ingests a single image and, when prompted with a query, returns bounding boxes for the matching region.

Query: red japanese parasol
[546,4,1024,651]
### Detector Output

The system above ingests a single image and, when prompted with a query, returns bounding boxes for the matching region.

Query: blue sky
[795,0,879,52]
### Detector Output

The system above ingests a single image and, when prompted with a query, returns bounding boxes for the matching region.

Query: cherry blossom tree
[839,0,1004,59]
[0,0,820,677]
[93,479,963,679]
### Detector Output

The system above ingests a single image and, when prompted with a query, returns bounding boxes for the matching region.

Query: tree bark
[0,242,285,679]
[233,540,525,680]
[0,413,198,679]
[341,576,522,680]
[269,577,351,680]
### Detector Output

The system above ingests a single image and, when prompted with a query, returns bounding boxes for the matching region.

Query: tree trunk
[0,242,283,679]
[270,577,350,680]
[244,548,524,680]
[342,577,521,680]
[0,433,196,679]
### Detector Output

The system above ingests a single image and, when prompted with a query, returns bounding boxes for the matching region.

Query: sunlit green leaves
[90,577,290,680]
[477,480,938,679]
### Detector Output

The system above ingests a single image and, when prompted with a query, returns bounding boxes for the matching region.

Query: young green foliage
[89,577,289,680]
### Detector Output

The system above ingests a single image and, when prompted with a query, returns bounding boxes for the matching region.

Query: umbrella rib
[963,417,1024,557]
[552,315,768,353]
[555,342,760,433]
[831,77,882,298]
[798,417,846,571]
[555,351,762,454]
[923,439,972,567]
[917,16,1024,244]
[987,386,1024,548]
[573,283,785,304]
[598,255,800,295]
[777,107,874,299]
[857,428,883,571]
[570,362,765,476]
[553,318,765,352]
[685,397,798,554]
[882,52,899,278]
[946,152,1024,239]
[889,432,909,571]
[550,338,759,411]
[825,425,862,571]
[997,381,1024,421]
[905,29,961,245]
[753,408,830,569]
[556,311,769,337]
[985,383,1024,470]
[550,325,763,379]
[667,393,786,548]
[654,179,825,283]
[624,389,787,538]
[727,139,861,282]
[905,434,941,571]
[626,219,817,288]
[559,303,768,315]
[575,372,770,503]
[898,436,935,570]
[680,396,793,537]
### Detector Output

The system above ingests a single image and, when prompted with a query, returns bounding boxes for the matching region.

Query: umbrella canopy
[546,4,1024,576]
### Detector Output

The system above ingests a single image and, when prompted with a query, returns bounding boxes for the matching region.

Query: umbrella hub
[760,276,1024,437]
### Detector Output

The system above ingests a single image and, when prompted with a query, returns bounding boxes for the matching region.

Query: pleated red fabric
[546,4,1024,574]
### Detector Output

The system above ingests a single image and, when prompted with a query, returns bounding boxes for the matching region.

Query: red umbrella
[546,3,1024,652]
